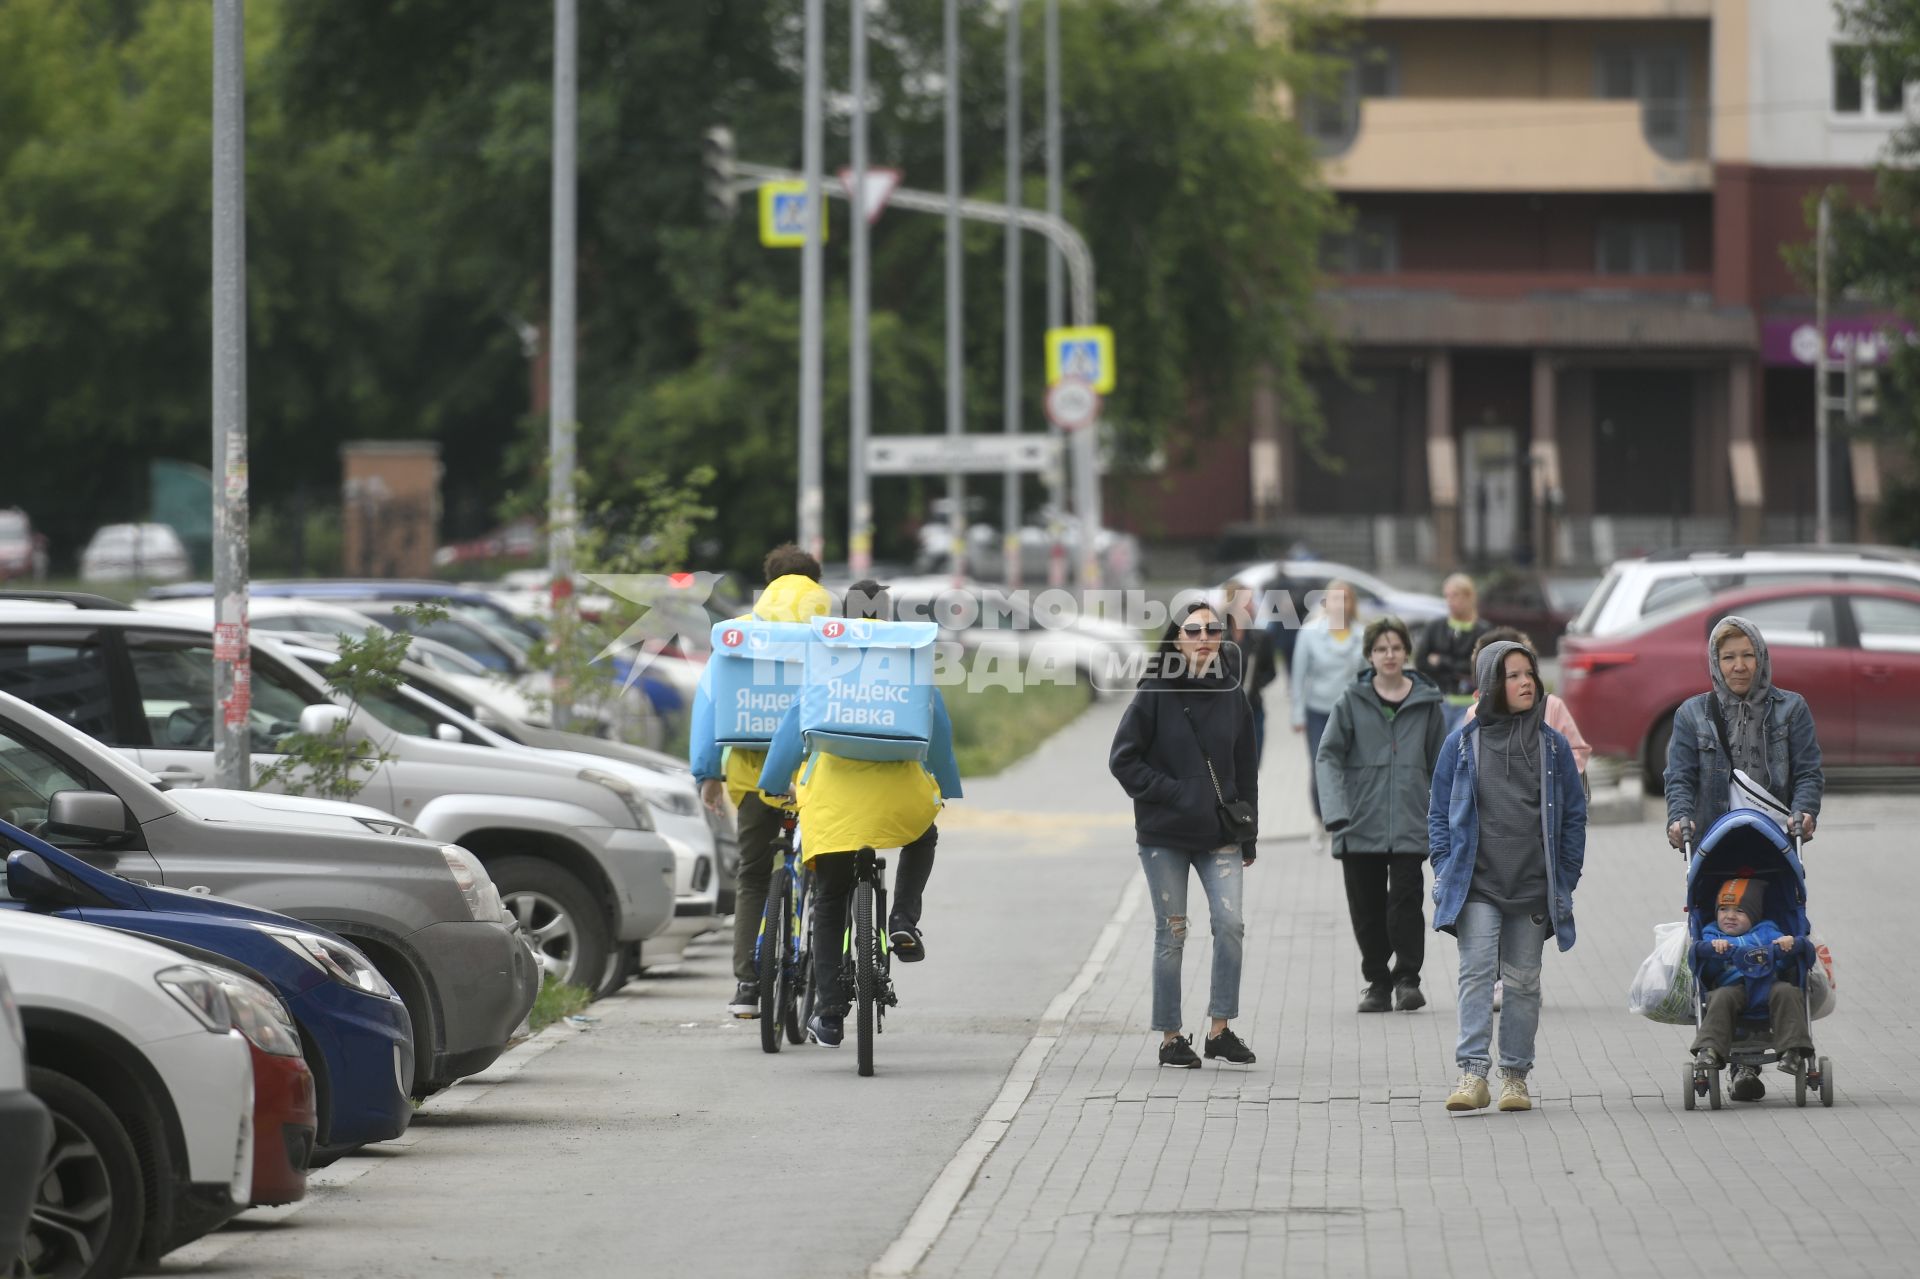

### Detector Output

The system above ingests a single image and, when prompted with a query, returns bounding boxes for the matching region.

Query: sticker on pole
[212,622,247,662]
[1045,326,1115,395]
[1044,378,1099,432]
[760,181,829,248]
[836,167,902,224]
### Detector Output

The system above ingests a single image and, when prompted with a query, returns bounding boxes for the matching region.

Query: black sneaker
[1358,982,1392,1014]
[728,981,759,1018]
[808,1011,844,1047]
[1730,1065,1766,1102]
[889,922,925,963]
[1204,1027,1256,1065]
[1158,1035,1201,1068]
[1393,981,1426,1013]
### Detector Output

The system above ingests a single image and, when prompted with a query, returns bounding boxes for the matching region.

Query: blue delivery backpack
[708,619,815,747]
[799,617,940,761]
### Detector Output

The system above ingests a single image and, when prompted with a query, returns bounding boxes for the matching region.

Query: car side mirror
[299,704,352,738]
[44,790,130,843]
[434,723,464,744]
[6,849,80,908]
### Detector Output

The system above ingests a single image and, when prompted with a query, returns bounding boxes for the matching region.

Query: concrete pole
[945,0,967,586]
[1815,192,1830,547]
[548,0,578,732]
[799,0,827,563]
[1043,0,1067,588]
[211,0,251,789]
[1002,0,1023,588]
[849,0,873,577]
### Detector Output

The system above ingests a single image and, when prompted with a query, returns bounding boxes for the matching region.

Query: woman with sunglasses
[1110,600,1260,1069]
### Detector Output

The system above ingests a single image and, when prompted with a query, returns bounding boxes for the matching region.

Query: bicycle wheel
[758,868,791,1054]
[854,877,877,1077]
[785,875,812,1045]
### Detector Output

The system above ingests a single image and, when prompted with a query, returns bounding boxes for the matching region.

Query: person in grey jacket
[1316,617,1447,1014]
[1290,580,1364,838]
[1665,615,1823,849]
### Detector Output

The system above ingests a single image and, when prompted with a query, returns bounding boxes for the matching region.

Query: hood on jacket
[1474,638,1547,780]
[752,574,833,624]
[1707,614,1774,707]
[1352,665,1444,708]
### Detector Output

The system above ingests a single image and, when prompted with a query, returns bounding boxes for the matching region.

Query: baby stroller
[1679,809,1833,1110]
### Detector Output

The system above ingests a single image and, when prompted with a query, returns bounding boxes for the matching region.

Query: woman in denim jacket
[1663,615,1824,849]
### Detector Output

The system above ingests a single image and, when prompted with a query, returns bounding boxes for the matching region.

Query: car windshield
[1546,578,1602,612]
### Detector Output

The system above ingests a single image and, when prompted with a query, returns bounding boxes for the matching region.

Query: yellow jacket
[689,573,833,808]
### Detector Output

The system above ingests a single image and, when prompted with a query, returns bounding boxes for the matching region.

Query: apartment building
[1111,0,1911,569]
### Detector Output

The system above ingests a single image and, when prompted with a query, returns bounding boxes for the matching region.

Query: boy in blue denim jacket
[1690,876,1813,1101]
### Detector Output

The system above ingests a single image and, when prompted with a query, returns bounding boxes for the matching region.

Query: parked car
[1566,545,1920,639]
[4,825,415,1159]
[865,573,1139,695]
[79,523,190,584]
[0,960,50,1273]
[1478,570,1603,655]
[0,684,537,1099]
[0,509,49,583]
[1560,582,1920,788]
[0,911,254,1278]
[1221,558,1448,625]
[0,604,675,994]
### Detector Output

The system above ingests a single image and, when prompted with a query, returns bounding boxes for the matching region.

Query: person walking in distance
[1429,639,1587,1114]
[691,544,833,1019]
[1110,600,1260,1069]
[1221,579,1278,766]
[1291,580,1364,852]
[1417,574,1490,735]
[1315,617,1447,1014]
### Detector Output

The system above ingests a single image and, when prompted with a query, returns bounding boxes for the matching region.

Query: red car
[215,973,317,1207]
[1560,581,1920,788]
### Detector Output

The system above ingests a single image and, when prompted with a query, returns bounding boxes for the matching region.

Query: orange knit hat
[1716,877,1764,920]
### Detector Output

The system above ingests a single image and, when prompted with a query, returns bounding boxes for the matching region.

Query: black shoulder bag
[1178,702,1257,841]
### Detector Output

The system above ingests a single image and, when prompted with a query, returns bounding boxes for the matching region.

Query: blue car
[0,819,414,1153]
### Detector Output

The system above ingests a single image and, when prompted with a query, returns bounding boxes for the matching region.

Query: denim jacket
[1663,689,1823,834]
[1427,719,1588,952]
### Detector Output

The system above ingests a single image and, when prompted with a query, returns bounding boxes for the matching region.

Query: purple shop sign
[1762,314,1915,367]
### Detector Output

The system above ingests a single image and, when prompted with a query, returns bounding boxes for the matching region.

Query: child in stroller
[1681,809,1829,1109]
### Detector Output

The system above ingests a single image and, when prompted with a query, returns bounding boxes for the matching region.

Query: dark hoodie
[1468,639,1549,915]
[1109,645,1260,858]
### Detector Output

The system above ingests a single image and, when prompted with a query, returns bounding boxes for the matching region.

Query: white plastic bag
[1807,933,1837,1021]
[1629,920,1696,1025]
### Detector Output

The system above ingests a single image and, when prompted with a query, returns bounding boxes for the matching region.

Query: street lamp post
[210,0,251,789]
[945,0,967,586]
[1002,0,1024,589]
[548,0,578,733]
[849,0,873,577]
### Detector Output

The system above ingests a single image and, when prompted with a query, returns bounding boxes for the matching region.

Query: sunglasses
[1181,623,1226,637]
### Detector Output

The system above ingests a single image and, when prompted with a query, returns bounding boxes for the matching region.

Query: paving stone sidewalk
[915,714,1920,1278]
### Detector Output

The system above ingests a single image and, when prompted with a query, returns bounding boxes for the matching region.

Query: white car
[0,912,254,1277]
[1568,546,1920,638]
[1220,558,1447,625]
[0,961,49,1270]
[80,523,190,583]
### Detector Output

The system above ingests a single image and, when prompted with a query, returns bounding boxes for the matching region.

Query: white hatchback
[1568,547,1920,638]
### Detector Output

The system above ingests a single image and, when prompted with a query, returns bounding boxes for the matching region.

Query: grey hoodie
[1708,614,1773,788]
[1469,639,1549,915]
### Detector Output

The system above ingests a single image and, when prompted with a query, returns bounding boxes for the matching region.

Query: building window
[1833,43,1910,118]
[1322,212,1399,274]
[1596,221,1684,275]
[1304,44,1397,156]
[1596,48,1690,159]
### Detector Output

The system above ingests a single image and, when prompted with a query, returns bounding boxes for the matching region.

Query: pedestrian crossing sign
[759,181,828,248]
[1045,326,1115,395]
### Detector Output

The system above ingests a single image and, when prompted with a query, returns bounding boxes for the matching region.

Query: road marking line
[868,875,1144,1279]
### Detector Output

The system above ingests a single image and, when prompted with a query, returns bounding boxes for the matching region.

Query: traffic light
[1845,345,1881,424]
[703,126,737,222]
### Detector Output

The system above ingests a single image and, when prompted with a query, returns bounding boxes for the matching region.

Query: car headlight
[439,844,506,922]
[579,768,655,831]
[156,965,234,1033]
[260,927,396,998]
[217,973,303,1058]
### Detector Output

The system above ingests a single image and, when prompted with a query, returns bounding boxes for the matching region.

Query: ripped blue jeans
[1137,845,1245,1032]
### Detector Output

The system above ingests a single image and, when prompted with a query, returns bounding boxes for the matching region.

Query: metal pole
[944,0,967,586]
[548,0,578,733]
[1002,0,1023,588]
[799,0,827,563]
[211,0,250,789]
[1815,192,1830,547]
[849,0,872,577]
[1043,0,1066,588]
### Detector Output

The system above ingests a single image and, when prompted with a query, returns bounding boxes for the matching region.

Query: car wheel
[22,1067,145,1279]
[489,856,610,993]
[1644,711,1675,794]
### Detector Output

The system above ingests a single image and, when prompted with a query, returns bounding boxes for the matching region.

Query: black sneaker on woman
[1159,1035,1201,1068]
[1204,1027,1257,1065]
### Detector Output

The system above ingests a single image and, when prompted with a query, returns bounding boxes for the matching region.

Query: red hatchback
[1560,582,1920,787]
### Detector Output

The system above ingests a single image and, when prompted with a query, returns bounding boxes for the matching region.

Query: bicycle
[754,813,812,1053]
[828,845,897,1077]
